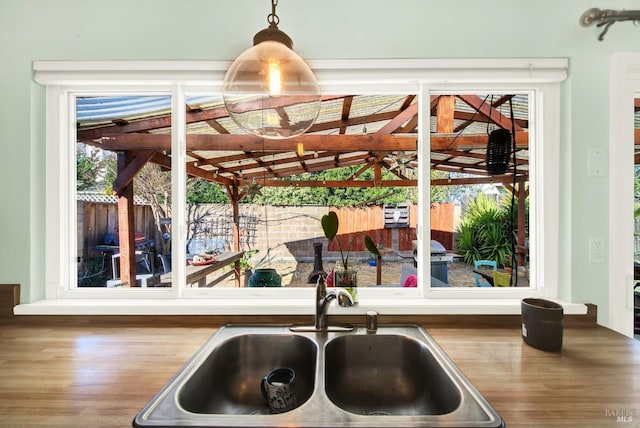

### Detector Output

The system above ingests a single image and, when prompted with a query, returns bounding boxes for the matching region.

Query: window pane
[75,95,173,289]
[177,93,421,289]
[183,94,242,288]
[430,93,530,288]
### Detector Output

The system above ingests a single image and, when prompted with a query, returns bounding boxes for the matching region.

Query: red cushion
[403,274,418,287]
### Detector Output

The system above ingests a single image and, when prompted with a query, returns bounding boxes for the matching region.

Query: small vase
[334,269,358,302]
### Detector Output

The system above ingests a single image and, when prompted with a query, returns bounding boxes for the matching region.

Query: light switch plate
[587,148,607,177]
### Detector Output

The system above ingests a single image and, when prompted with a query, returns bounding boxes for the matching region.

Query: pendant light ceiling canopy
[223,0,321,140]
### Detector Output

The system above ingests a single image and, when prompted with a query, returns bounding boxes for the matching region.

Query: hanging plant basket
[486,128,511,175]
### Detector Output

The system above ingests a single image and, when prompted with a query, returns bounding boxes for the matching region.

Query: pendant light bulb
[223,0,321,140]
[267,59,282,96]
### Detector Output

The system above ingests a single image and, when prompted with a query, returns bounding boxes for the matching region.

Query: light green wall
[1,0,638,324]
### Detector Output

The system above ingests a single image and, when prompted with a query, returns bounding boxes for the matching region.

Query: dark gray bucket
[521,298,564,352]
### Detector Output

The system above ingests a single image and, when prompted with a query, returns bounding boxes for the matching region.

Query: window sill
[13,298,588,316]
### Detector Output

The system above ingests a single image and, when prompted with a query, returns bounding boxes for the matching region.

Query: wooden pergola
[78,94,533,286]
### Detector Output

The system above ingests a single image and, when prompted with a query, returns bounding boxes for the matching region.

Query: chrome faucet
[315,274,354,331]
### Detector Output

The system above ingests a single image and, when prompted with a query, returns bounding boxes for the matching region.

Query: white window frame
[25,59,579,315]
[608,52,640,337]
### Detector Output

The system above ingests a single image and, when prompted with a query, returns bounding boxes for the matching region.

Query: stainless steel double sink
[133,325,504,427]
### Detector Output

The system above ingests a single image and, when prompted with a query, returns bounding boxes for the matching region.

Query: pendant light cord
[268,0,279,26]
[487,95,494,135]
[508,97,518,287]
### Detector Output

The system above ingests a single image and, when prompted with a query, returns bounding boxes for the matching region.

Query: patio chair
[492,270,513,287]
[474,260,497,287]
[157,253,172,274]
[106,251,155,287]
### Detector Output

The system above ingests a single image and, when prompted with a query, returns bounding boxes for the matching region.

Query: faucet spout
[314,274,354,331]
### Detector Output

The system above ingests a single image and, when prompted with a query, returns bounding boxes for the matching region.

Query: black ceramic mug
[261,367,297,413]
[521,298,564,352]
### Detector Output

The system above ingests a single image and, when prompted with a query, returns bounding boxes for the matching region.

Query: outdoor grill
[413,240,453,284]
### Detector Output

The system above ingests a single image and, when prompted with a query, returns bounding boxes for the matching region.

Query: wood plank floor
[0,313,639,426]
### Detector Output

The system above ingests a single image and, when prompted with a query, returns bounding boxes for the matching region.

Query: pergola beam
[112,150,156,194]
[100,131,529,152]
[339,96,353,134]
[374,103,419,135]
[458,95,524,131]
[150,152,234,186]
[261,174,525,188]
[432,175,527,186]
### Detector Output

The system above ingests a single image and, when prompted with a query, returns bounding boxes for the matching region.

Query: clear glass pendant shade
[222,40,321,139]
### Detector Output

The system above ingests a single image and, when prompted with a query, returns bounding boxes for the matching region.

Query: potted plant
[239,249,258,287]
[321,211,380,301]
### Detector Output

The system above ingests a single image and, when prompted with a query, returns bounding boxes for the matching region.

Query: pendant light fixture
[485,96,511,175]
[222,0,321,139]
[486,128,511,175]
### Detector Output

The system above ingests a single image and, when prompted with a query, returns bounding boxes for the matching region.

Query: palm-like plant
[456,221,482,264]
[479,221,512,266]
[456,193,519,267]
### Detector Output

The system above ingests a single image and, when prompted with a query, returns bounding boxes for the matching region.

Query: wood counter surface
[0,305,638,426]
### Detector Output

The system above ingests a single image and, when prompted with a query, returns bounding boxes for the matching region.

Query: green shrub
[456,193,517,267]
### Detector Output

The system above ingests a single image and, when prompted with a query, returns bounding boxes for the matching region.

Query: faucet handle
[336,289,354,307]
[317,273,326,286]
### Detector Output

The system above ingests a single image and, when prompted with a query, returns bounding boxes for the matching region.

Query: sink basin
[325,334,460,415]
[133,324,503,427]
[179,333,316,415]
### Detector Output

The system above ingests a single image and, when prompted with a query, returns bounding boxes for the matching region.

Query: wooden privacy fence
[77,201,456,262]
[78,201,157,259]
[326,203,454,252]
[430,202,455,249]
[326,206,414,252]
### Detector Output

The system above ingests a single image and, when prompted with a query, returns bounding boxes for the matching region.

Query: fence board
[398,227,417,251]
[85,202,96,257]
[430,202,454,249]
[107,205,117,234]
[79,202,156,259]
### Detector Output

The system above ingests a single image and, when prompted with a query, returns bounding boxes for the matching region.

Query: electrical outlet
[589,238,604,263]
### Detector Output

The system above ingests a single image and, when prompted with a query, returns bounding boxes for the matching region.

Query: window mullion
[171,85,187,296]
[418,83,431,295]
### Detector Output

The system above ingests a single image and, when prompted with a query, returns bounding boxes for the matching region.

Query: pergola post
[436,95,455,133]
[116,152,137,287]
[230,182,242,287]
[516,182,527,266]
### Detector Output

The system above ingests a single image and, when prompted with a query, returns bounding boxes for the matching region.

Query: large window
[36,59,567,308]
